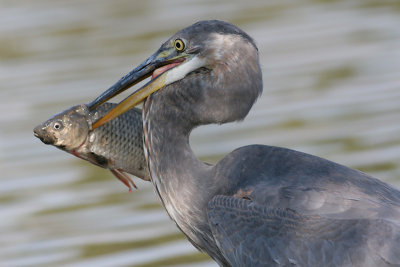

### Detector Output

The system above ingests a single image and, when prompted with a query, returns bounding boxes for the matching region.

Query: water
[1,0,399,266]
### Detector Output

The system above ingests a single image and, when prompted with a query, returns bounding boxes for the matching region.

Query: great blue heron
[88,20,400,266]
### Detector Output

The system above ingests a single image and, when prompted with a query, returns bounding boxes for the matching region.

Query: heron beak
[90,48,188,130]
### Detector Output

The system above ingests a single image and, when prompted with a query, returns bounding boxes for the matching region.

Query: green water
[1,0,399,266]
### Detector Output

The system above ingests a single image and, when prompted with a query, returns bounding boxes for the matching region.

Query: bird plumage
[90,20,400,266]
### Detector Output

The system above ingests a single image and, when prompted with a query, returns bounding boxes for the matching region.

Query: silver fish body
[34,103,149,190]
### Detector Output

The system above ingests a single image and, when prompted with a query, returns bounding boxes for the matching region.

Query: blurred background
[1,0,399,266]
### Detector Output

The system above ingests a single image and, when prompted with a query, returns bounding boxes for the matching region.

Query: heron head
[90,20,262,129]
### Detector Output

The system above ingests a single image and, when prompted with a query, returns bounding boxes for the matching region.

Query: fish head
[33,105,90,151]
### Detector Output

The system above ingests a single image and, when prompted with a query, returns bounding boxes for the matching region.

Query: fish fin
[110,169,138,192]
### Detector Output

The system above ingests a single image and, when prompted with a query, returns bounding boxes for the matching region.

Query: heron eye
[174,39,185,52]
[53,121,63,130]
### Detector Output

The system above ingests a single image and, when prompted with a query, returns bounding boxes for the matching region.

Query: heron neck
[142,91,223,250]
[143,92,215,211]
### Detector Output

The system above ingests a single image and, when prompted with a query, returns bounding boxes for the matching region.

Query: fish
[33,103,149,191]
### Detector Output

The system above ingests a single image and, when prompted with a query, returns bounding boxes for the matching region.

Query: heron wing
[218,145,400,220]
[249,183,400,222]
[207,195,400,267]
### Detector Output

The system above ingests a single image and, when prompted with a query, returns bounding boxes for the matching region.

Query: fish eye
[53,121,63,130]
[174,39,185,52]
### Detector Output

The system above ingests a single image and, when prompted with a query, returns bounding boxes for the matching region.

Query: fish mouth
[33,126,53,145]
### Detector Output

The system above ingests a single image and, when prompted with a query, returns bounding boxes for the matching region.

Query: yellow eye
[174,39,185,52]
